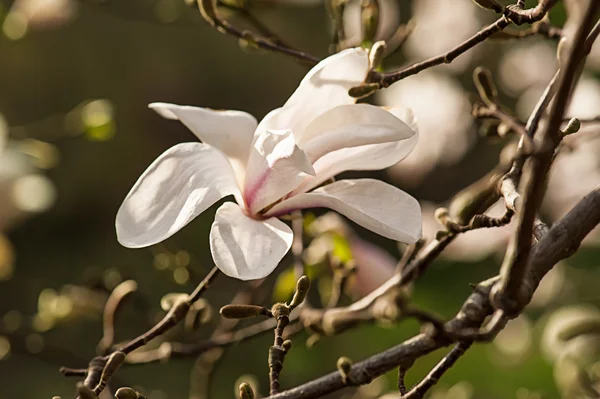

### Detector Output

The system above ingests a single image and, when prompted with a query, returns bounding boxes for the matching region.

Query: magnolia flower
[116,48,422,280]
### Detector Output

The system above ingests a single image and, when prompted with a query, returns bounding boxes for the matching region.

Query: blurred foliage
[0,0,599,398]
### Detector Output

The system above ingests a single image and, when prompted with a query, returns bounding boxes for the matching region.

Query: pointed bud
[473,66,497,106]
[348,83,379,99]
[238,382,255,399]
[369,41,386,70]
[562,118,581,136]
[289,275,311,309]
[336,357,353,383]
[220,304,270,319]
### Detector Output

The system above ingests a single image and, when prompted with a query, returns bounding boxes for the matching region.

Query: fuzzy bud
[473,66,497,106]
[348,83,379,99]
[238,382,255,399]
[369,41,386,70]
[562,118,581,136]
[336,357,353,383]
[289,275,311,309]
[282,340,293,353]
[220,304,270,319]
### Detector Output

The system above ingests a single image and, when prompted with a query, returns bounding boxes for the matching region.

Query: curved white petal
[244,129,315,215]
[256,48,370,139]
[148,103,257,180]
[210,202,293,280]
[265,179,422,243]
[116,143,240,248]
[298,104,416,163]
[293,106,419,194]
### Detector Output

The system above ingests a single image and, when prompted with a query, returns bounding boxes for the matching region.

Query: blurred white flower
[377,71,476,186]
[2,0,77,40]
[116,49,422,281]
[404,0,483,73]
[499,41,557,96]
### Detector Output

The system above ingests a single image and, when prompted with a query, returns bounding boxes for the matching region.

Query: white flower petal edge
[244,129,315,214]
[116,143,241,248]
[210,202,293,280]
[293,107,419,194]
[265,179,422,243]
[298,103,416,163]
[256,47,370,138]
[148,103,257,172]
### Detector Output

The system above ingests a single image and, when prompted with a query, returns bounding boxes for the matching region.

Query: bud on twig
[562,118,581,136]
[336,357,353,383]
[238,382,255,399]
[369,41,386,70]
[282,340,292,353]
[349,83,379,99]
[289,275,310,309]
[473,66,498,106]
[220,304,271,319]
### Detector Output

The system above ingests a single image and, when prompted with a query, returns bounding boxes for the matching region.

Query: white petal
[210,202,293,280]
[265,179,422,243]
[294,106,418,194]
[298,104,416,162]
[256,48,370,139]
[244,129,315,215]
[148,103,257,169]
[116,143,241,248]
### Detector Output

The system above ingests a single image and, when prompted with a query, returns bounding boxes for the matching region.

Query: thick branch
[263,188,600,399]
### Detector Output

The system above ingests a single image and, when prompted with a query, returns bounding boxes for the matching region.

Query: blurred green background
[0,0,599,398]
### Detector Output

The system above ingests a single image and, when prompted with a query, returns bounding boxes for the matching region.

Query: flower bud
[238,382,255,399]
[369,41,386,70]
[336,356,353,383]
[348,83,379,99]
[289,276,311,309]
[562,118,581,136]
[220,304,270,319]
[282,340,292,352]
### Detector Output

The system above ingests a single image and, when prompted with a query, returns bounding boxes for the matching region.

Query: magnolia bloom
[116,48,422,280]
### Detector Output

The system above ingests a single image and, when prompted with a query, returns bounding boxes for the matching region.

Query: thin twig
[402,342,472,399]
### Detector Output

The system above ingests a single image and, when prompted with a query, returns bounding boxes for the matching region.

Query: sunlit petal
[149,103,257,181]
[294,107,418,194]
[266,179,422,243]
[210,202,293,280]
[116,143,240,248]
[256,48,370,138]
[244,129,315,214]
